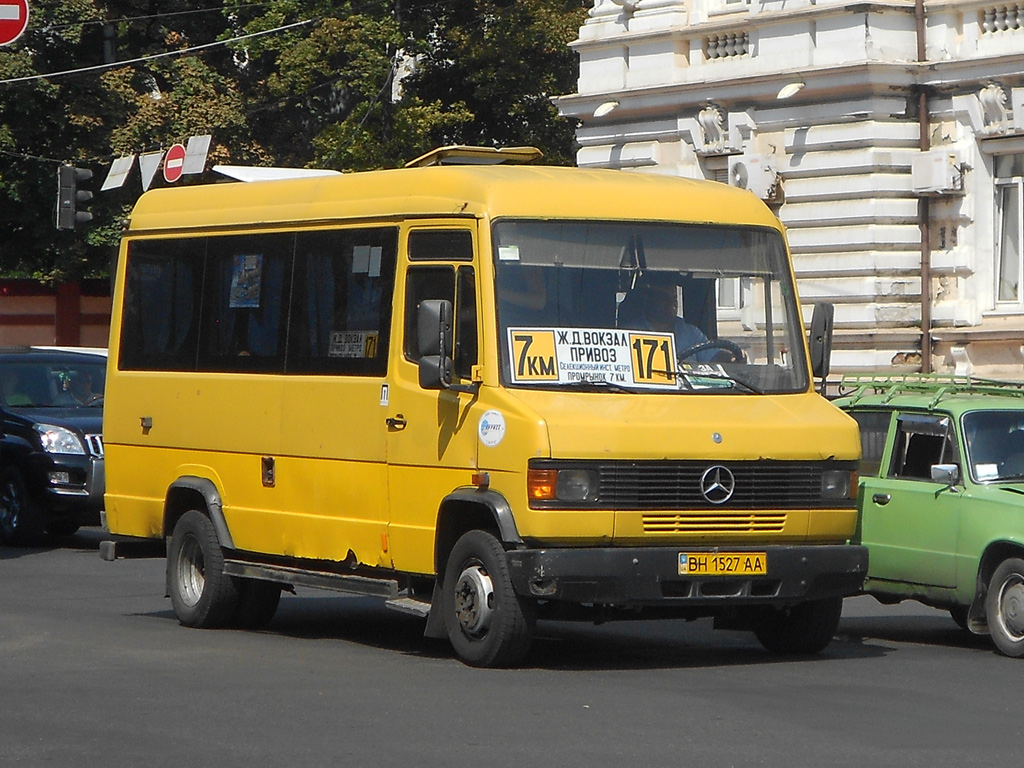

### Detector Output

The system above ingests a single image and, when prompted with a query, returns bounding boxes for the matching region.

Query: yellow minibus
[102,146,866,667]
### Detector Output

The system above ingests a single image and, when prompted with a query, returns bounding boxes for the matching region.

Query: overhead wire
[0,18,315,85]
[28,3,278,32]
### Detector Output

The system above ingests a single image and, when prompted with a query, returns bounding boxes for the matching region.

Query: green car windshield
[963,410,1024,482]
[493,220,809,394]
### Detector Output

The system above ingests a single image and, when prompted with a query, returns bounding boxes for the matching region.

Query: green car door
[855,411,962,588]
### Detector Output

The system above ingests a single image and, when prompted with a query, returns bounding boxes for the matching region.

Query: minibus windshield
[493,220,809,394]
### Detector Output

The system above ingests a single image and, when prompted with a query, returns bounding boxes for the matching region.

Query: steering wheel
[678,339,745,363]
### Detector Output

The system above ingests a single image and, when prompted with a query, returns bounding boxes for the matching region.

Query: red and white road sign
[0,0,29,46]
[163,143,186,183]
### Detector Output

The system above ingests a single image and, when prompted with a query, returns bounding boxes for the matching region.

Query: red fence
[0,279,112,348]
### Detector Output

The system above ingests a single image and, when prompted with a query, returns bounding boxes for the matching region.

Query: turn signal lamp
[527,469,558,501]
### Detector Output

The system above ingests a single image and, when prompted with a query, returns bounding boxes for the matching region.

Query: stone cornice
[570,1,920,49]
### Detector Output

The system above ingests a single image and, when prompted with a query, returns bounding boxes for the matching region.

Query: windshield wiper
[675,368,763,394]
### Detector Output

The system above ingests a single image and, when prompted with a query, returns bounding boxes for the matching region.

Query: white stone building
[554,0,1024,378]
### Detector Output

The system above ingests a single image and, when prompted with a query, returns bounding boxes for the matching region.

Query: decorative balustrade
[981,4,1024,33]
[703,31,749,60]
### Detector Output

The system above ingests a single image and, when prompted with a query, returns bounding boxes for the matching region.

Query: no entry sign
[0,0,29,46]
[163,143,186,183]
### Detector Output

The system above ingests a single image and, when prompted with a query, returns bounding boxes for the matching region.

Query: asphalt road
[1,529,1017,768]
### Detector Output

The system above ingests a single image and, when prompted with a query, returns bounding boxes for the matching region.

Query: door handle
[386,414,407,431]
[872,493,890,506]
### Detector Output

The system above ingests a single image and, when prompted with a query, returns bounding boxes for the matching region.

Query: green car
[835,374,1024,657]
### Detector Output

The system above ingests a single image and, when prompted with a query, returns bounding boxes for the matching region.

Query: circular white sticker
[478,410,506,448]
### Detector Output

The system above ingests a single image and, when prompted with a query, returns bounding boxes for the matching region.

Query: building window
[995,154,1024,307]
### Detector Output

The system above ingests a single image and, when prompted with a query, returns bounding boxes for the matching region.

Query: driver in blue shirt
[620,283,718,363]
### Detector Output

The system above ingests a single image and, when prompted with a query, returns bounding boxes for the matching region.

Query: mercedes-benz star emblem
[700,465,735,504]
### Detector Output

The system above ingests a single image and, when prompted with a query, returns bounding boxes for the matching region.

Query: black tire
[985,558,1024,657]
[949,605,970,632]
[0,467,44,546]
[233,580,282,630]
[752,596,843,655]
[442,530,535,668]
[167,510,239,628]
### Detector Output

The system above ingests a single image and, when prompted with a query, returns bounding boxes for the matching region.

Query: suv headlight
[34,424,86,455]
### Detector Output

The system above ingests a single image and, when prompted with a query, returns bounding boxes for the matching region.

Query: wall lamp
[776,82,805,100]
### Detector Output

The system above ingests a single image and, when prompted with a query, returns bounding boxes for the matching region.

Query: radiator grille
[643,511,787,533]
[529,459,853,511]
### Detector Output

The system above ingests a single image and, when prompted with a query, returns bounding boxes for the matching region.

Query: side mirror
[417,299,453,390]
[931,463,960,489]
[809,302,834,382]
[418,355,452,390]
[416,299,479,394]
[417,299,453,359]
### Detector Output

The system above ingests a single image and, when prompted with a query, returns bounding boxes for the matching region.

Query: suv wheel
[0,468,43,546]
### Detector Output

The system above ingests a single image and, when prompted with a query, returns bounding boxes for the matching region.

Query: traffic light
[55,164,94,230]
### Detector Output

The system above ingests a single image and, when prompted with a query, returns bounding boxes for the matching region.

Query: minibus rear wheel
[751,596,843,655]
[167,510,239,628]
[442,529,535,667]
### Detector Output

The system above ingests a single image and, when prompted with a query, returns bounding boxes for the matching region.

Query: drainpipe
[916,0,932,373]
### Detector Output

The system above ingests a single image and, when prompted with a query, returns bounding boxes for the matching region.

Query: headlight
[556,469,599,502]
[821,469,856,500]
[34,424,86,455]
[527,468,599,503]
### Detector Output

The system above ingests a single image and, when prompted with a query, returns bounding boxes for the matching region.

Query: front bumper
[28,453,105,522]
[506,544,868,608]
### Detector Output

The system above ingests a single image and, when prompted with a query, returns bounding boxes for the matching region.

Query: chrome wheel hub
[176,535,206,608]
[997,577,1024,640]
[454,564,495,637]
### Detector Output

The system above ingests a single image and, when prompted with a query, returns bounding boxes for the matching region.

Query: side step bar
[103,543,435,618]
[222,559,433,618]
[223,559,400,598]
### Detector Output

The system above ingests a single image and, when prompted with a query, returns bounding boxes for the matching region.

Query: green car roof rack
[839,373,1024,409]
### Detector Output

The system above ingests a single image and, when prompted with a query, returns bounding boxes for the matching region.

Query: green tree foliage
[402,0,587,166]
[0,0,588,282]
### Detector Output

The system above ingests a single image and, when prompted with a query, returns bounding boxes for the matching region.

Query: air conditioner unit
[912,150,962,195]
[728,154,777,199]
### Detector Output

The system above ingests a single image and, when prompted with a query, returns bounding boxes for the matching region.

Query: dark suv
[0,347,106,544]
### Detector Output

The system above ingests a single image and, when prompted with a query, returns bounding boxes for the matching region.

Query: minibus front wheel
[167,510,240,628]
[751,596,843,655]
[442,529,535,667]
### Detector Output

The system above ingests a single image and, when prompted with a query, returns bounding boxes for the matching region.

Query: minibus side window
[197,233,294,373]
[455,267,477,379]
[288,227,398,376]
[404,267,455,360]
[120,238,204,371]
[408,230,473,261]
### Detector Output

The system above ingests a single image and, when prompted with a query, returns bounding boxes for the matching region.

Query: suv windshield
[963,409,1024,482]
[0,360,106,408]
[493,220,808,394]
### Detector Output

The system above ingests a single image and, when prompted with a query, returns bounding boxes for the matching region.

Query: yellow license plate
[678,552,767,576]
